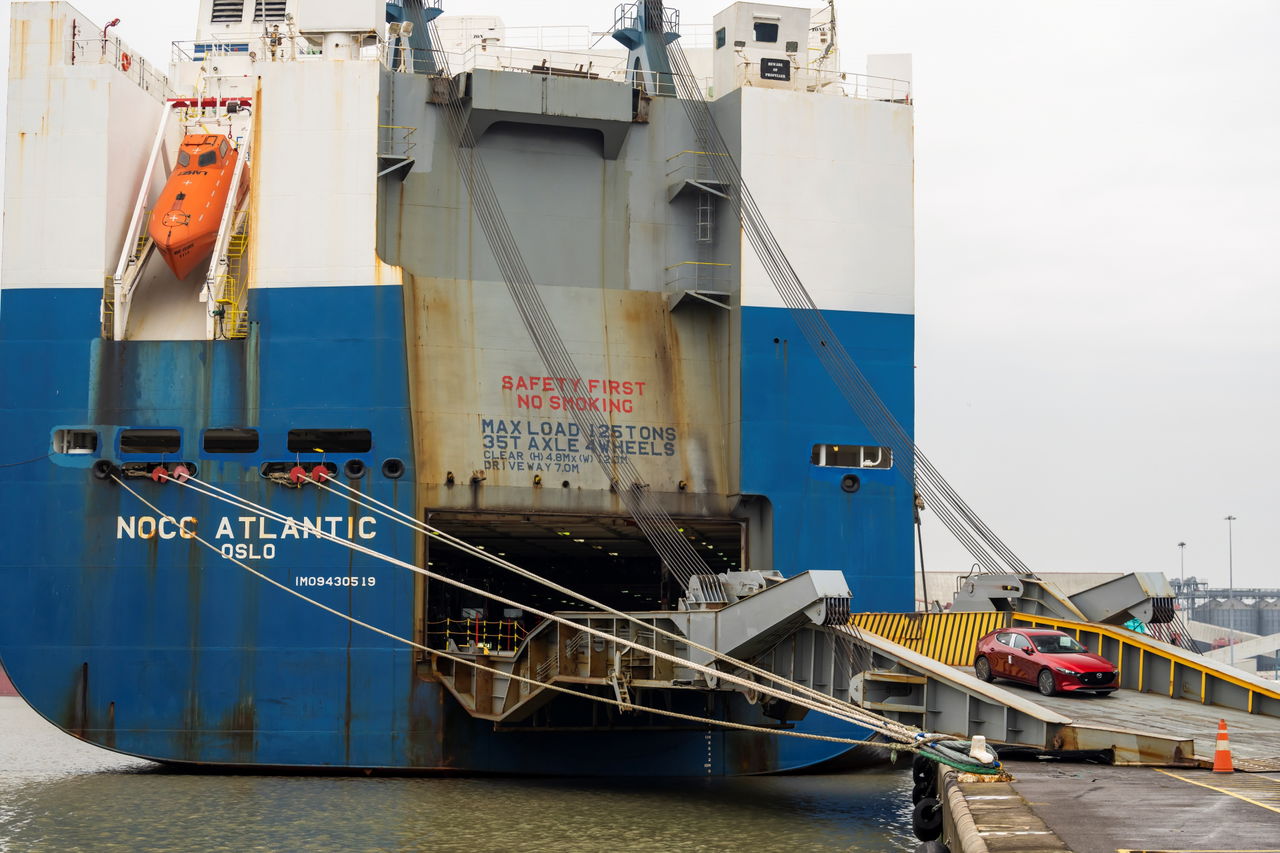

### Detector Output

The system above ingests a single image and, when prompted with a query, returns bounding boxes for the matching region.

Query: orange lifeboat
[148,134,248,280]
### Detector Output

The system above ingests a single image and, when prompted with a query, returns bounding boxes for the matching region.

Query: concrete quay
[940,763,1280,853]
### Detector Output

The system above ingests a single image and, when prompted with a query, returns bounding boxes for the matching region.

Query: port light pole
[1225,516,1236,667]
[1178,541,1186,586]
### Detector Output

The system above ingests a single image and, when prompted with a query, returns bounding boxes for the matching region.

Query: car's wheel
[1037,669,1056,696]
[975,656,993,683]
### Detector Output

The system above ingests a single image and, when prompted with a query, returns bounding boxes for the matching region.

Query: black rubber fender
[911,779,935,805]
[911,752,934,785]
[912,796,943,842]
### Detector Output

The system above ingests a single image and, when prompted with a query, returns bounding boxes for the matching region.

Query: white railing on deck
[439,23,713,52]
[459,43,628,80]
[65,29,173,100]
[734,61,911,102]
[111,103,173,341]
[172,35,320,65]
[177,22,910,105]
[383,42,716,97]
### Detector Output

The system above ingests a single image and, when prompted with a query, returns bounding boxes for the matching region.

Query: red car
[974,628,1119,696]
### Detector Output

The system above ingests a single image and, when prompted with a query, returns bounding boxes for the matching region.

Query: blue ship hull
[0,283,914,773]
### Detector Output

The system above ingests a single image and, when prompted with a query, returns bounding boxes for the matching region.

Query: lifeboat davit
[148,134,248,280]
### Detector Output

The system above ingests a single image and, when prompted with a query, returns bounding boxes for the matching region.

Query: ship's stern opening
[423,512,743,651]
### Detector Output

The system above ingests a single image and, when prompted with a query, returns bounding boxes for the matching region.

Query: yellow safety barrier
[426,618,529,653]
[849,611,1006,666]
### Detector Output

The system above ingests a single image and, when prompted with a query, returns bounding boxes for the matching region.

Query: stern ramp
[849,610,1280,768]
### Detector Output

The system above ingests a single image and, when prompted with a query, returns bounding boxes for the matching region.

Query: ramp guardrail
[1013,614,1280,717]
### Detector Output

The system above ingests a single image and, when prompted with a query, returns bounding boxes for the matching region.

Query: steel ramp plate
[1227,755,1280,773]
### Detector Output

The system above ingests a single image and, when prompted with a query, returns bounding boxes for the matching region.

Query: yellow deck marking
[1154,768,1280,814]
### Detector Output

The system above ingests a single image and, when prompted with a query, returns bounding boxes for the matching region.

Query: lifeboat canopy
[147,134,248,281]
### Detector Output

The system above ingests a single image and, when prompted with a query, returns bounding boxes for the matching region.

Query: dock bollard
[1212,719,1234,773]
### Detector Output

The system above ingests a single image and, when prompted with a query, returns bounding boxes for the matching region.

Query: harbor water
[0,696,917,852]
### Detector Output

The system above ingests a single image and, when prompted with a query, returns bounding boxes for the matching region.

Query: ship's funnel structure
[611,0,679,97]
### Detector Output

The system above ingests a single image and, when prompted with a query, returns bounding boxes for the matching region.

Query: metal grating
[1232,756,1280,773]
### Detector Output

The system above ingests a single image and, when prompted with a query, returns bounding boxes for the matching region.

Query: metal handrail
[734,60,911,102]
[378,124,418,158]
[171,33,317,64]
[610,1,681,37]
[382,42,715,94]
[665,150,729,183]
[65,29,174,101]
[665,261,732,290]
[204,126,254,339]
[111,104,172,340]
[1012,613,1280,709]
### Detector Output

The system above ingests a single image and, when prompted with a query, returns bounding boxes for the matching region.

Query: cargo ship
[0,0,917,774]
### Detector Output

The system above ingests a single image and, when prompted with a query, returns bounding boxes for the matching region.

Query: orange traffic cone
[1212,719,1234,773]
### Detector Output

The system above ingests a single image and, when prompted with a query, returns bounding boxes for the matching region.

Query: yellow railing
[664,260,732,290]
[427,618,529,653]
[664,149,730,161]
[101,274,115,339]
[134,211,152,259]
[664,149,729,184]
[1012,613,1280,715]
[216,210,251,339]
[663,261,731,270]
[378,124,417,158]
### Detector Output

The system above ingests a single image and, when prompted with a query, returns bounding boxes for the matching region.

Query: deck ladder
[204,119,254,340]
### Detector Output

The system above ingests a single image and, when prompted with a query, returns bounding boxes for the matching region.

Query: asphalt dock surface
[994,763,1280,853]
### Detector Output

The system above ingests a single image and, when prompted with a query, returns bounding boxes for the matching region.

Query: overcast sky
[3,1,1276,590]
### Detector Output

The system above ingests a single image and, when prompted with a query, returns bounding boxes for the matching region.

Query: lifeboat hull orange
[148,134,248,280]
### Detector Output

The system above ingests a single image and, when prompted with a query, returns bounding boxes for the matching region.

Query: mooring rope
[304,472,903,727]
[137,470,920,739]
[108,474,903,750]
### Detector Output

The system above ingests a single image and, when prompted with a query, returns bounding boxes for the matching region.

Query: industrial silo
[1256,598,1280,637]
[1195,598,1261,635]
